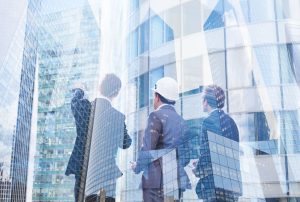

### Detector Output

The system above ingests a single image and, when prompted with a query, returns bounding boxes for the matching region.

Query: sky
[0,0,101,200]
[0,0,28,66]
[0,0,101,65]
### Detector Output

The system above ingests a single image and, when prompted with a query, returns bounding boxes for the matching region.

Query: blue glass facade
[122,0,300,201]
[1,0,300,201]
[32,2,100,201]
[0,0,40,201]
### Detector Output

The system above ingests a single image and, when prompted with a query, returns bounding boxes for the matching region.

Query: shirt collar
[209,108,219,115]
[99,96,112,104]
[156,104,174,111]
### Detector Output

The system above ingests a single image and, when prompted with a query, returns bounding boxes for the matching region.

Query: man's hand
[192,160,198,176]
[192,160,198,167]
[130,161,137,171]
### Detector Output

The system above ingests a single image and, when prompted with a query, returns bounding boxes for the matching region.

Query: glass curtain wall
[0,0,41,201]
[13,0,299,201]
[32,0,100,201]
[116,0,300,201]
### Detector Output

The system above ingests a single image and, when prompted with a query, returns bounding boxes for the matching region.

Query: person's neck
[208,108,218,114]
[100,96,112,103]
[156,102,169,110]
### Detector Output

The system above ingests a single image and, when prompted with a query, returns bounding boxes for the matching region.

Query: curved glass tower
[1,0,300,201]
[120,0,300,201]
[32,1,100,201]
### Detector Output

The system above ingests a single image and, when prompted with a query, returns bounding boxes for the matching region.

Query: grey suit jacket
[85,98,132,197]
[134,105,191,190]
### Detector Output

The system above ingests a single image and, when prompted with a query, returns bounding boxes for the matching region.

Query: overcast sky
[0,0,28,66]
[0,0,91,66]
[0,1,100,201]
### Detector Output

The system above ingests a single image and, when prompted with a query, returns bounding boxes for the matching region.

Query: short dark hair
[155,93,176,105]
[73,88,84,99]
[203,85,225,109]
[100,74,121,98]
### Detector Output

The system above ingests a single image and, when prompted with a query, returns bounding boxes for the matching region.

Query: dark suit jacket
[66,89,91,177]
[194,109,242,198]
[134,105,191,190]
[85,98,132,197]
[202,109,239,142]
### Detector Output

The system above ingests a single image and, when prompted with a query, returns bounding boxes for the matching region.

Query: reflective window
[139,20,149,54]
[1,0,300,201]
[138,73,149,108]
[150,16,164,49]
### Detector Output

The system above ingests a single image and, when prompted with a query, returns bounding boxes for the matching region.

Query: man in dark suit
[65,87,91,202]
[193,85,242,202]
[84,74,132,202]
[131,77,191,202]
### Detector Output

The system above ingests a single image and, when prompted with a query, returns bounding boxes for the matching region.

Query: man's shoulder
[156,105,178,115]
[71,97,91,107]
[148,110,166,124]
[149,110,160,118]
[111,107,126,120]
[202,114,220,135]
[203,115,214,125]
[150,107,176,118]
[222,112,237,126]
[82,98,91,106]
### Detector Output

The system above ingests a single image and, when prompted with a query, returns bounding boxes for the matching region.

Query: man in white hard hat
[131,77,191,202]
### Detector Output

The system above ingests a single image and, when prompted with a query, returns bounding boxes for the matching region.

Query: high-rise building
[2,0,300,201]
[122,0,300,201]
[73,0,300,201]
[32,2,100,201]
[0,0,40,201]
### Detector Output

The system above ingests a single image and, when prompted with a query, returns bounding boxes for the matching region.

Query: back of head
[73,88,84,99]
[203,85,225,109]
[100,74,121,98]
[156,93,176,105]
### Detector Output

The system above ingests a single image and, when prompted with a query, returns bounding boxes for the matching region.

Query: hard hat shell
[152,77,179,101]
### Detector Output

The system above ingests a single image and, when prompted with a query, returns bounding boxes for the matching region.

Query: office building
[0,0,40,201]
[78,0,300,201]
[32,1,100,201]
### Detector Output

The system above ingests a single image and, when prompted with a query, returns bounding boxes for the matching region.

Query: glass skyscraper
[32,1,100,201]
[1,0,300,201]
[0,0,40,201]
[67,0,297,201]
[121,0,300,201]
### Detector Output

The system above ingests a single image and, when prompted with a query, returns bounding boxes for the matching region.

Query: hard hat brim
[151,88,179,101]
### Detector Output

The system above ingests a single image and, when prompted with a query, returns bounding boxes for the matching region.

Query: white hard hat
[152,77,179,101]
